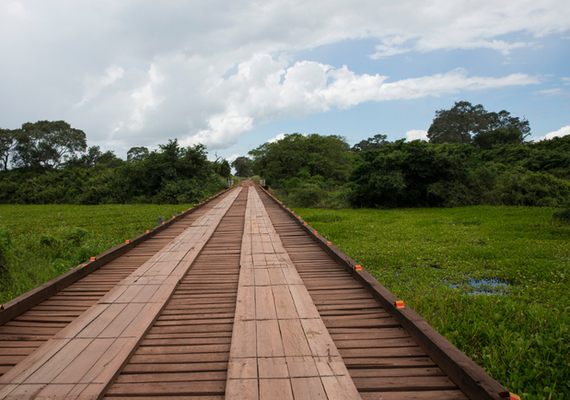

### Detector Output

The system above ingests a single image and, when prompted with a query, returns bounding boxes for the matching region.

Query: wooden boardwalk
[0,183,512,399]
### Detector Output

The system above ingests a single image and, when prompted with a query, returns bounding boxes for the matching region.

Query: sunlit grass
[0,204,193,304]
[293,205,569,400]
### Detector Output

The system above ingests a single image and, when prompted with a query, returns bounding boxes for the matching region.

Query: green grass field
[292,205,569,400]
[0,204,193,304]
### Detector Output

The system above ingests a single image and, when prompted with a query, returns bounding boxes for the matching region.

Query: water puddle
[450,278,510,295]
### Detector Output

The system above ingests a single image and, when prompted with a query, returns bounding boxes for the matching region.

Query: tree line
[0,121,231,204]
[2,102,569,220]
[245,102,569,219]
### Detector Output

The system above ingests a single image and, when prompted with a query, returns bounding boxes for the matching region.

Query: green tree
[427,101,487,144]
[13,121,87,169]
[249,133,353,186]
[0,128,17,171]
[427,102,530,146]
[350,140,474,208]
[218,159,231,178]
[352,134,391,152]
[231,156,252,177]
[127,146,149,163]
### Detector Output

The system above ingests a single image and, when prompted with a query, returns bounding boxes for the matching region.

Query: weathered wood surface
[103,186,249,399]
[0,189,241,400]
[226,186,360,399]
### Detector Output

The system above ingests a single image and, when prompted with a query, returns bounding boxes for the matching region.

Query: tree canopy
[13,121,87,169]
[351,134,391,152]
[249,133,353,186]
[427,101,530,147]
[231,156,252,177]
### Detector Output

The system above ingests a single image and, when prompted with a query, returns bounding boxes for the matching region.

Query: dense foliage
[349,137,570,208]
[427,101,530,146]
[0,127,229,204]
[249,133,354,208]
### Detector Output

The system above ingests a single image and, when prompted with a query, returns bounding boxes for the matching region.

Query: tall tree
[427,101,530,146]
[0,128,17,171]
[127,146,149,163]
[13,121,87,169]
[427,101,487,144]
[249,133,353,186]
[231,156,252,177]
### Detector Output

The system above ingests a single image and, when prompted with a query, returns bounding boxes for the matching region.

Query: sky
[1,0,569,162]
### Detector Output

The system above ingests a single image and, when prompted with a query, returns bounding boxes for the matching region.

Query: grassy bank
[0,204,193,304]
[293,205,569,400]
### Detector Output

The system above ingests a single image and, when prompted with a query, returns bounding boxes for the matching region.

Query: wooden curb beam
[257,186,511,400]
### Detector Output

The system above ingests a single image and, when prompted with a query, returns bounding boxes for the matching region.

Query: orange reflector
[510,395,521,400]
[395,300,405,308]
[327,241,332,245]
[90,257,96,261]
[292,211,295,213]
[314,231,318,235]
[162,222,165,225]
[355,265,362,271]
[303,222,307,225]
[126,240,130,243]
[173,215,176,218]
[146,230,150,233]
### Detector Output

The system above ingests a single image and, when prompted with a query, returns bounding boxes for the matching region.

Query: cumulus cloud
[68,55,539,151]
[268,133,288,143]
[406,130,428,141]
[0,0,567,152]
[535,125,570,141]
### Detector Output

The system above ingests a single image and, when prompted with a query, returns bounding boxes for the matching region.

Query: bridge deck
[0,183,509,399]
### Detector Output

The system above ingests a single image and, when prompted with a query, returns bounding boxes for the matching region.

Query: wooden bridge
[0,182,514,399]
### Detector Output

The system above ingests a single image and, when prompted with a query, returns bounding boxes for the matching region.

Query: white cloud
[406,130,428,141]
[268,133,287,143]
[69,54,540,151]
[561,77,570,85]
[535,125,570,141]
[533,88,564,96]
[0,0,566,152]
[226,153,240,162]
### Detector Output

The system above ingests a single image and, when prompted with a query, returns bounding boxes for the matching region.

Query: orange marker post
[146,230,150,233]
[395,300,405,308]
[90,257,96,261]
[355,265,362,271]
[303,222,307,225]
[125,240,130,244]
[313,231,318,235]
